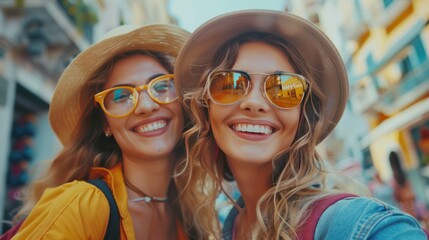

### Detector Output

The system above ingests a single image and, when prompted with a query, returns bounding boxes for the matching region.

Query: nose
[133,91,160,115]
[239,82,270,113]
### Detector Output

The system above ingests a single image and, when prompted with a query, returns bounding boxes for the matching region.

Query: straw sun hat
[175,10,349,143]
[49,24,190,145]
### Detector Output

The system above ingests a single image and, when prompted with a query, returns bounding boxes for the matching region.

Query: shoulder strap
[87,178,120,240]
[297,193,358,240]
[222,197,244,240]
[0,221,24,240]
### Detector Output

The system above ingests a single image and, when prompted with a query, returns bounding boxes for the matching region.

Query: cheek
[279,108,301,134]
[291,113,301,131]
[208,105,230,149]
[208,105,222,130]
[105,117,122,133]
[169,103,184,129]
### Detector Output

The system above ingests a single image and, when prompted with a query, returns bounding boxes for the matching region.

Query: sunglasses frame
[94,74,177,118]
[207,70,309,109]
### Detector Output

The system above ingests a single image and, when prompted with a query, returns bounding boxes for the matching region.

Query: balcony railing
[376,61,429,115]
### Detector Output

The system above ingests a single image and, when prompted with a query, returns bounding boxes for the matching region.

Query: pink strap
[297,193,357,240]
[0,221,24,240]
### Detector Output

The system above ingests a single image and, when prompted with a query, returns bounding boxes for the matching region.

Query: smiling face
[209,42,301,169]
[103,54,184,161]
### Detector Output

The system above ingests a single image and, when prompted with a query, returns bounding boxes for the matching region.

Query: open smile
[231,123,274,135]
[133,120,168,133]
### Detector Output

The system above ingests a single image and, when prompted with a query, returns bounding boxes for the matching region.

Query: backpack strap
[297,193,358,240]
[0,221,24,240]
[222,197,244,240]
[87,178,120,240]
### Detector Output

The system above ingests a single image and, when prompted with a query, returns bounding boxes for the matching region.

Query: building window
[361,146,373,180]
[400,56,413,76]
[366,53,376,70]
[354,0,364,21]
[398,36,428,78]
[383,0,396,8]
[412,36,427,64]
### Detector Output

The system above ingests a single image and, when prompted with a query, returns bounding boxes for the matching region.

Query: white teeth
[135,120,167,133]
[232,123,273,134]
[254,125,260,132]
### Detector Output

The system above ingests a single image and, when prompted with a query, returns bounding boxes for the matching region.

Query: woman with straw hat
[175,10,427,239]
[11,24,213,239]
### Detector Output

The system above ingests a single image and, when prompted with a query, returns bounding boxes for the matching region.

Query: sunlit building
[296,0,429,203]
[0,0,172,232]
[289,1,429,204]
[344,0,429,203]
[288,0,371,181]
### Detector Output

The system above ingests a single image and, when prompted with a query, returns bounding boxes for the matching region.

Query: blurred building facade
[290,0,429,204]
[289,0,371,181]
[0,0,172,232]
[345,0,429,203]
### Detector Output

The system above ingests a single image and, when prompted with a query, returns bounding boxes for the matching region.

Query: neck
[122,154,175,199]
[228,159,273,224]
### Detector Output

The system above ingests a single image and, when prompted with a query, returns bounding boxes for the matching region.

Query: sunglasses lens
[104,88,136,116]
[209,71,249,104]
[150,76,177,103]
[265,74,306,108]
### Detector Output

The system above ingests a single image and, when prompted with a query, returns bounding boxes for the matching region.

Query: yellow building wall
[370,129,422,181]
[370,132,399,180]
[367,2,427,174]
[352,0,429,84]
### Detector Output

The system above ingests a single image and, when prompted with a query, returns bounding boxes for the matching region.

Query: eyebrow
[110,73,168,88]
[231,69,285,74]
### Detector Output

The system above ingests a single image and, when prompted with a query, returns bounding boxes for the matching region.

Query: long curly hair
[183,32,341,239]
[15,50,215,239]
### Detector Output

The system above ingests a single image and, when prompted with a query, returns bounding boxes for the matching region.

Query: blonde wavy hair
[15,50,215,239]
[183,32,344,239]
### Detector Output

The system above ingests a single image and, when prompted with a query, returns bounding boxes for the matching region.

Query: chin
[229,152,273,165]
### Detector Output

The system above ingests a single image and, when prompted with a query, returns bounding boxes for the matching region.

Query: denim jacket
[222,196,427,239]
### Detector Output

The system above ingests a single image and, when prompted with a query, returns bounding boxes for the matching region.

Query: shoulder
[315,196,427,239]
[53,179,106,194]
[15,180,110,239]
[35,180,110,210]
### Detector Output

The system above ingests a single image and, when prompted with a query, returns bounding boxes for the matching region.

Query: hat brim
[175,10,348,142]
[50,24,190,144]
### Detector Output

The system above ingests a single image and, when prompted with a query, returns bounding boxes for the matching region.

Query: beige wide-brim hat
[175,10,349,143]
[49,24,190,145]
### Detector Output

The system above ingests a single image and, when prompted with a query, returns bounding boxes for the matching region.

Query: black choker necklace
[123,174,168,203]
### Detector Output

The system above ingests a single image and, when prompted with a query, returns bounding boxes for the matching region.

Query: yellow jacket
[13,163,188,239]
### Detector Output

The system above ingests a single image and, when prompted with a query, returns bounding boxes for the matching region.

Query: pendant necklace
[123,174,168,203]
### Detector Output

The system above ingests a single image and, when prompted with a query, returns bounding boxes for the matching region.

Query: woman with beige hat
[11,24,213,239]
[175,10,427,239]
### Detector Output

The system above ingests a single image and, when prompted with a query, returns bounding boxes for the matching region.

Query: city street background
[1,0,428,233]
